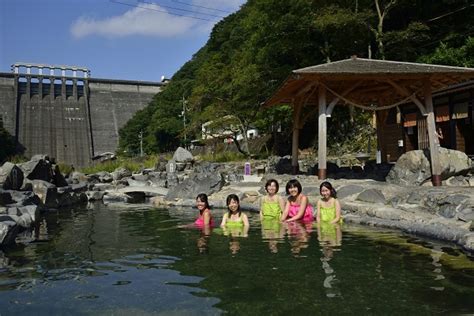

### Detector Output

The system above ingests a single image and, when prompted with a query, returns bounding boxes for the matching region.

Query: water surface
[0,204,473,315]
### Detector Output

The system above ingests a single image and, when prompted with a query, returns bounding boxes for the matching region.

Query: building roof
[265,57,474,109]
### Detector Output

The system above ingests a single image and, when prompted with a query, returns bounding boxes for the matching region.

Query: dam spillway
[0,63,164,167]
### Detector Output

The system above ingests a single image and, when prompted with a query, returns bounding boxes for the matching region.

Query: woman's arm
[286,195,308,222]
[316,200,321,223]
[278,196,286,219]
[330,199,342,224]
[259,196,264,220]
[281,199,290,222]
[242,213,250,227]
[220,213,228,227]
[203,209,211,225]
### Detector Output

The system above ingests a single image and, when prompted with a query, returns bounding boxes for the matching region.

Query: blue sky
[0,0,245,82]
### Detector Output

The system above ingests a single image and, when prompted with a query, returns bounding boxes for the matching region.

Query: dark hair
[265,179,279,193]
[226,194,241,217]
[196,193,210,213]
[285,179,302,195]
[320,181,337,198]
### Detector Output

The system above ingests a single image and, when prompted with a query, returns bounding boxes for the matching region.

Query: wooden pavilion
[264,56,474,186]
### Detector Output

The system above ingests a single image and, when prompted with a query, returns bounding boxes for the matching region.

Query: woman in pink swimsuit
[281,179,314,223]
[194,193,214,227]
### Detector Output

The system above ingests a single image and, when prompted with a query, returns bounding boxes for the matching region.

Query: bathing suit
[194,210,214,226]
[319,199,341,223]
[288,200,314,222]
[225,213,244,227]
[261,196,282,220]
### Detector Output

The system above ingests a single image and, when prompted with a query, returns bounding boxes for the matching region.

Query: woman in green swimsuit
[260,179,286,221]
[316,181,342,224]
[220,194,250,228]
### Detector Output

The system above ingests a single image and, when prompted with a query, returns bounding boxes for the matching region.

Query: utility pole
[138,130,143,157]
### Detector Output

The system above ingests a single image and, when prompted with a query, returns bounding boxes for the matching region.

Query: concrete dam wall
[0,69,163,167]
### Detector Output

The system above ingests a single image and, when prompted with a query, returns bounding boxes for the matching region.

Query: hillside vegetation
[119,0,474,157]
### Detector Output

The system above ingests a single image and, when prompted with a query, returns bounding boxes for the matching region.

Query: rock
[0,162,24,190]
[172,147,193,163]
[406,192,422,204]
[439,194,470,206]
[356,189,386,204]
[111,167,132,181]
[70,171,88,183]
[166,173,179,188]
[154,156,168,172]
[17,205,40,222]
[386,148,472,186]
[93,183,115,191]
[458,209,474,222]
[7,190,41,206]
[438,204,457,218]
[125,192,146,203]
[127,179,149,187]
[0,190,14,206]
[446,175,469,186]
[71,182,88,193]
[86,191,105,201]
[32,180,58,208]
[0,221,18,245]
[19,159,52,182]
[51,165,68,187]
[165,172,225,200]
[132,174,149,182]
[103,192,130,203]
[337,185,365,199]
[241,191,260,203]
[274,156,293,174]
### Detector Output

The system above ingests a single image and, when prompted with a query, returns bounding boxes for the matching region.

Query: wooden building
[380,80,474,162]
[265,57,474,186]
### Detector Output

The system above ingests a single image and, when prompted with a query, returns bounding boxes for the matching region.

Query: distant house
[201,115,259,142]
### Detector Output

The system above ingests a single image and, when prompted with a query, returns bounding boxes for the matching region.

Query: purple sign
[244,162,251,175]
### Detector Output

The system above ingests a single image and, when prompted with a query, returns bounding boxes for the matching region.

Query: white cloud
[71,4,199,39]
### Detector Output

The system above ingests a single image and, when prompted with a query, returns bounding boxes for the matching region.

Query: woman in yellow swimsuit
[316,181,341,224]
[260,179,286,221]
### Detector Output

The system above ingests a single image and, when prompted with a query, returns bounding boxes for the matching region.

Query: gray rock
[71,182,88,193]
[166,172,225,200]
[111,167,132,181]
[7,190,41,206]
[0,190,14,206]
[356,189,386,204]
[154,156,168,172]
[125,192,146,203]
[93,183,115,191]
[132,174,149,182]
[127,179,149,187]
[406,192,423,204]
[166,173,179,188]
[337,185,364,199]
[438,204,457,218]
[386,148,472,185]
[103,192,130,203]
[51,165,68,187]
[0,162,24,190]
[172,147,193,163]
[86,191,105,201]
[19,159,52,182]
[439,194,470,206]
[0,221,19,245]
[32,180,58,208]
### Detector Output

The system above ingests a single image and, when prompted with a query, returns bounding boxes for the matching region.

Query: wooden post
[291,100,302,174]
[318,85,327,179]
[424,80,442,186]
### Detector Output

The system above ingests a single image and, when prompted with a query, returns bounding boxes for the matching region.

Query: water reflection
[286,222,311,257]
[261,219,284,253]
[316,222,342,298]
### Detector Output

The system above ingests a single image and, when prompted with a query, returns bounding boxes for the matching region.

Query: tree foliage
[119,0,474,155]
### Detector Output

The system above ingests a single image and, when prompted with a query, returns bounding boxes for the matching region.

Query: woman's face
[228,199,239,213]
[196,198,206,211]
[320,186,331,199]
[288,185,299,197]
[266,182,278,195]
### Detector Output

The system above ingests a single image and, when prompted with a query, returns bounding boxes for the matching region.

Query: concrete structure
[0,63,164,167]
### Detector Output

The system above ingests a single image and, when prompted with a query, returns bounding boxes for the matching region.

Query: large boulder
[165,172,225,200]
[172,147,193,163]
[0,162,24,190]
[19,159,53,182]
[386,148,473,186]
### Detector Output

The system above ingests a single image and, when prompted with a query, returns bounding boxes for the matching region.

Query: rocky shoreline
[1,147,473,252]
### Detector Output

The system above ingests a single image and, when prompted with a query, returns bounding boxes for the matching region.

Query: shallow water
[1,204,473,315]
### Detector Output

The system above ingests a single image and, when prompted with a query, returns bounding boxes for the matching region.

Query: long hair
[196,193,210,214]
[320,181,337,198]
[226,194,241,217]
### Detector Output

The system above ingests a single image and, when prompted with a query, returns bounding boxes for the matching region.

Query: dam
[0,63,164,167]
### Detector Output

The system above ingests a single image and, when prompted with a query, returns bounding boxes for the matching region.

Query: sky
[0,0,245,82]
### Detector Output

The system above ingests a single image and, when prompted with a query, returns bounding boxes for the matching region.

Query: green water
[0,204,473,315]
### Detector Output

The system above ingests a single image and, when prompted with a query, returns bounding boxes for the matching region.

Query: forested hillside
[119,0,474,156]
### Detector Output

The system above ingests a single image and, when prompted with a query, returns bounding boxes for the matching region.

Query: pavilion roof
[265,57,474,109]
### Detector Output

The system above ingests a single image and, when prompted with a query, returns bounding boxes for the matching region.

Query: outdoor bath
[1,204,473,315]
